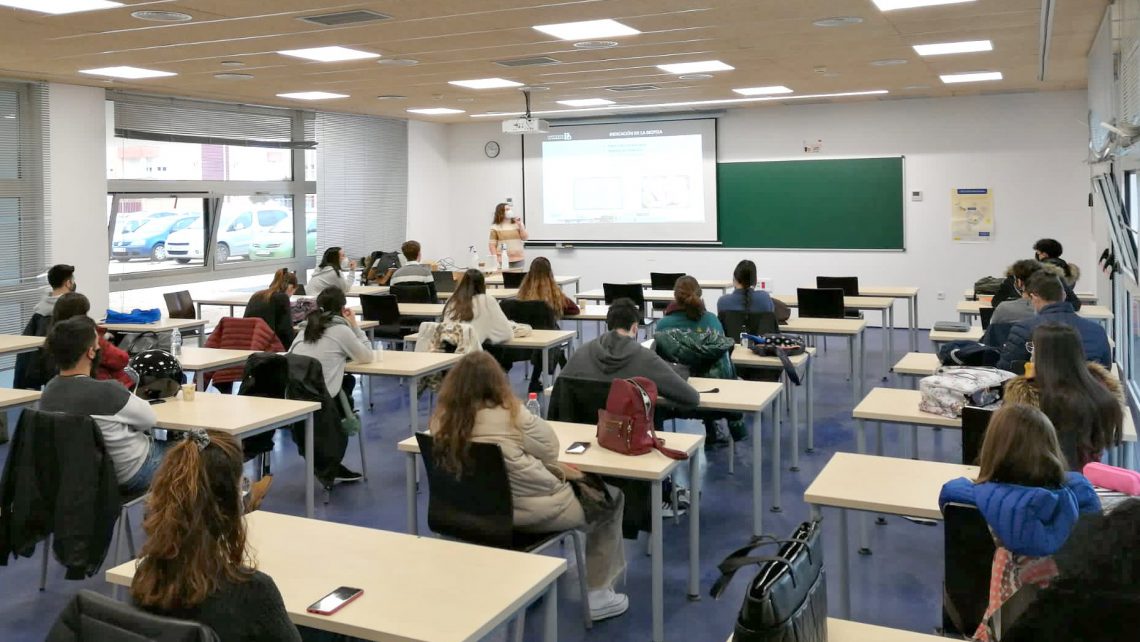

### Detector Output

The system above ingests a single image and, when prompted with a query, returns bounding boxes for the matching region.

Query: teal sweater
[655,309,735,378]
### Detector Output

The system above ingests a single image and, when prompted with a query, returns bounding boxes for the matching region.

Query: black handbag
[743,333,807,385]
[710,520,827,642]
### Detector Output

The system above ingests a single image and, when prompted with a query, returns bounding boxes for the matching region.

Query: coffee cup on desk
[181,383,196,401]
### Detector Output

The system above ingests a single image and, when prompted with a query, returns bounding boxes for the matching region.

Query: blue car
[111,214,199,262]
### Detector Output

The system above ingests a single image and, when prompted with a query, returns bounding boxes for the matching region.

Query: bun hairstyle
[673,275,705,321]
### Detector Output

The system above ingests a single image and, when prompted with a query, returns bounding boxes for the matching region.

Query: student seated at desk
[443,269,513,346]
[716,259,773,315]
[1033,238,1081,290]
[40,316,167,495]
[35,263,77,317]
[1002,498,1140,642]
[517,256,579,317]
[307,246,355,296]
[52,292,132,388]
[997,272,1110,372]
[990,259,1081,316]
[245,268,297,348]
[939,404,1100,642]
[429,352,629,621]
[389,240,433,286]
[1003,323,1122,470]
[14,264,78,390]
[131,430,301,642]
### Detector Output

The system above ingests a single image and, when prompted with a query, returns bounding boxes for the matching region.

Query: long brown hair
[131,431,251,611]
[975,403,1067,488]
[253,268,297,304]
[672,275,704,321]
[492,203,510,225]
[430,351,520,476]
[443,269,486,323]
[517,257,565,319]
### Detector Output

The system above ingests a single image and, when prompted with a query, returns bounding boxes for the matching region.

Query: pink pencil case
[1083,462,1140,495]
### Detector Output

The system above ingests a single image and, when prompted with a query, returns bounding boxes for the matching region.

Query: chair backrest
[816,276,860,296]
[163,291,195,320]
[499,298,557,330]
[602,283,646,311]
[650,272,685,291]
[796,287,845,319]
[992,583,1041,640]
[390,282,434,304]
[942,502,997,637]
[548,376,614,424]
[292,283,306,296]
[414,433,516,549]
[501,271,528,289]
[432,271,457,293]
[961,406,994,466]
[359,294,401,324]
[719,310,779,340]
[980,306,995,330]
[46,589,220,642]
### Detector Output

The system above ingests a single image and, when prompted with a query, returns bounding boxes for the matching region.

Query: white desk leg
[688,453,701,600]
[858,330,866,401]
[770,399,782,513]
[790,370,800,471]
[408,376,419,434]
[880,309,889,381]
[195,302,203,319]
[542,581,558,642]
[806,355,815,454]
[405,453,418,535]
[854,417,871,554]
[886,306,895,380]
[848,335,858,405]
[650,480,664,642]
[838,508,851,618]
[911,296,919,352]
[542,347,552,396]
[195,370,205,392]
[304,414,314,518]
[752,409,764,538]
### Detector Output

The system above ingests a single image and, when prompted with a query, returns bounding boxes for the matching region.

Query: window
[107,138,292,181]
[306,194,317,257]
[108,196,206,275]
[218,194,294,262]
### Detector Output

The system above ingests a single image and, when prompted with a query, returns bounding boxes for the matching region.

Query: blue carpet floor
[0,325,961,641]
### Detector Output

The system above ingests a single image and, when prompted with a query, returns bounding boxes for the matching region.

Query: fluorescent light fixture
[872,0,975,10]
[657,60,734,74]
[733,86,793,96]
[0,0,122,14]
[407,107,466,115]
[557,98,615,107]
[79,66,176,79]
[470,89,889,117]
[276,91,349,100]
[914,40,993,56]
[533,18,639,41]
[940,71,1002,84]
[277,46,380,62]
[448,78,523,89]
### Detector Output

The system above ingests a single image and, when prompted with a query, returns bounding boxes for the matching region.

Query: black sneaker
[334,464,364,483]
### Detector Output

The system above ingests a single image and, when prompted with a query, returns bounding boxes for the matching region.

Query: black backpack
[365,251,401,284]
[938,340,1000,367]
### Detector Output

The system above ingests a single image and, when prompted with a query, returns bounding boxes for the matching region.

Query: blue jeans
[120,438,175,496]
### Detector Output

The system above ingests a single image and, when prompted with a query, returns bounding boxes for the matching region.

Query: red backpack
[596,377,689,460]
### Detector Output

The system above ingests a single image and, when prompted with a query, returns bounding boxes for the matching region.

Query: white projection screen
[522,118,718,242]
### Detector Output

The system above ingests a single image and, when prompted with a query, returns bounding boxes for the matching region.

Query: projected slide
[523,118,718,242]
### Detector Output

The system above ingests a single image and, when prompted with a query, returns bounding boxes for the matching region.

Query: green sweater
[654,310,735,379]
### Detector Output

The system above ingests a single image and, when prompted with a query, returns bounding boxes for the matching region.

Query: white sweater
[445,294,513,346]
[289,319,373,397]
[307,265,355,297]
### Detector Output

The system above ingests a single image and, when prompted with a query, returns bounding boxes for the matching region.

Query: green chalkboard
[716,157,904,249]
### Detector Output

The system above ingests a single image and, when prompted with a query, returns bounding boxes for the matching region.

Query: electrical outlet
[937,291,945,300]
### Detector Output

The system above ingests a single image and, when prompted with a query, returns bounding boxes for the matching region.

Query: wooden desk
[438,288,518,300]
[957,300,1113,327]
[777,295,896,377]
[892,352,940,377]
[106,511,565,642]
[732,344,818,462]
[631,277,733,292]
[928,325,983,345]
[782,317,868,404]
[0,334,45,357]
[347,285,389,296]
[861,286,921,352]
[399,421,702,642]
[805,453,978,618]
[563,305,657,341]
[401,330,576,397]
[963,287,1098,305]
[487,273,581,293]
[350,302,445,319]
[177,347,256,391]
[103,318,207,335]
[0,388,41,411]
[730,618,949,642]
[346,351,462,434]
[152,394,321,517]
[577,288,675,303]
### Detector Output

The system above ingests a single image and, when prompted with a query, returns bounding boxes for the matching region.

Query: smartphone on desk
[565,441,590,455]
[307,586,364,615]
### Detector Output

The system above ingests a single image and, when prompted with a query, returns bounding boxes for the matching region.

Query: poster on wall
[950,188,994,242]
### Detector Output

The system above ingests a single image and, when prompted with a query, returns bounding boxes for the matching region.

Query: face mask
[68,281,77,293]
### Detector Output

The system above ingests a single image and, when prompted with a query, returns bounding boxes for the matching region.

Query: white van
[167,209,289,263]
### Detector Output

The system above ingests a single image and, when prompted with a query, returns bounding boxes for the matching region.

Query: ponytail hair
[254,268,297,304]
[673,276,705,321]
[733,260,757,323]
[304,287,347,343]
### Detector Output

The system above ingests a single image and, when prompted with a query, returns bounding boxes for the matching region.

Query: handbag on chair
[596,377,688,460]
[710,520,827,642]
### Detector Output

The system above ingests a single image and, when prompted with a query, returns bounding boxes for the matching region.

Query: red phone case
[306,588,363,615]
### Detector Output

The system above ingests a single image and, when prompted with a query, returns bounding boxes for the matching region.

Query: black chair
[502,271,528,289]
[796,287,845,319]
[718,311,779,340]
[163,290,203,340]
[602,283,647,317]
[293,283,306,296]
[961,406,994,466]
[414,433,592,629]
[942,502,997,638]
[991,584,1041,639]
[496,299,561,393]
[980,306,995,330]
[390,281,436,304]
[359,294,414,344]
[649,272,685,312]
[815,277,863,319]
[46,590,219,642]
[432,271,457,293]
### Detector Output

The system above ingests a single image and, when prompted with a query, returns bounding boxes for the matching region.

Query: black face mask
[68,281,77,293]
[89,348,102,377]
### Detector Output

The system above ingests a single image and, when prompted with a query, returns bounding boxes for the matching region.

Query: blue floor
[0,326,960,641]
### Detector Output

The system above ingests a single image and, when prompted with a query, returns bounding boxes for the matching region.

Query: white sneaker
[588,588,629,621]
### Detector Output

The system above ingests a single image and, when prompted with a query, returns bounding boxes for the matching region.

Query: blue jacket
[997,302,1111,371]
[938,472,1101,557]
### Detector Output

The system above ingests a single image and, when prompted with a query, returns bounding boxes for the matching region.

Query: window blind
[1087,6,1115,157]
[315,112,407,259]
[111,93,312,148]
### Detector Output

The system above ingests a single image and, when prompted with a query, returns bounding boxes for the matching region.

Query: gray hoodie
[306,265,355,297]
[561,330,700,407]
[33,294,60,317]
[289,315,373,397]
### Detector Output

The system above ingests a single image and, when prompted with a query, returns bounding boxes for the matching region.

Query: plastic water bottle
[170,327,182,358]
[375,338,384,362]
[468,245,480,269]
[525,392,542,417]
[500,243,510,270]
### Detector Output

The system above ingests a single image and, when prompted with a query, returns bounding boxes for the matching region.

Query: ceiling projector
[502,117,549,134]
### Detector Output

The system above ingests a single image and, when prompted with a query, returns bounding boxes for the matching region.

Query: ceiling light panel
[913,40,993,56]
[872,0,975,10]
[533,19,639,40]
[733,86,793,96]
[657,60,734,74]
[557,98,615,107]
[407,108,465,115]
[940,71,1002,84]
[471,90,890,118]
[0,0,121,14]
[449,78,523,89]
[276,91,349,100]
[79,66,175,79]
[278,46,380,62]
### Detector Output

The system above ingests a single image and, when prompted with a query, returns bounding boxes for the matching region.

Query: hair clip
[189,429,211,451]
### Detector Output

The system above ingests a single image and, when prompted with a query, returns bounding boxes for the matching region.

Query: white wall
[46,83,108,313]
[434,91,1093,327]
[406,120,453,258]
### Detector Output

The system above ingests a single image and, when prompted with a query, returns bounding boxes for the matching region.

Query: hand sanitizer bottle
[500,243,510,270]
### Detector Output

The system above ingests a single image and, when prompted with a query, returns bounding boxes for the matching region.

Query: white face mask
[340,259,350,269]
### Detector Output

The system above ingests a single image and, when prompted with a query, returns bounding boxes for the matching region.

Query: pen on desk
[697,388,720,394]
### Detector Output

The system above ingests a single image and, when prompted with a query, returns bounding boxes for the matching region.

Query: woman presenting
[488,202,528,269]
